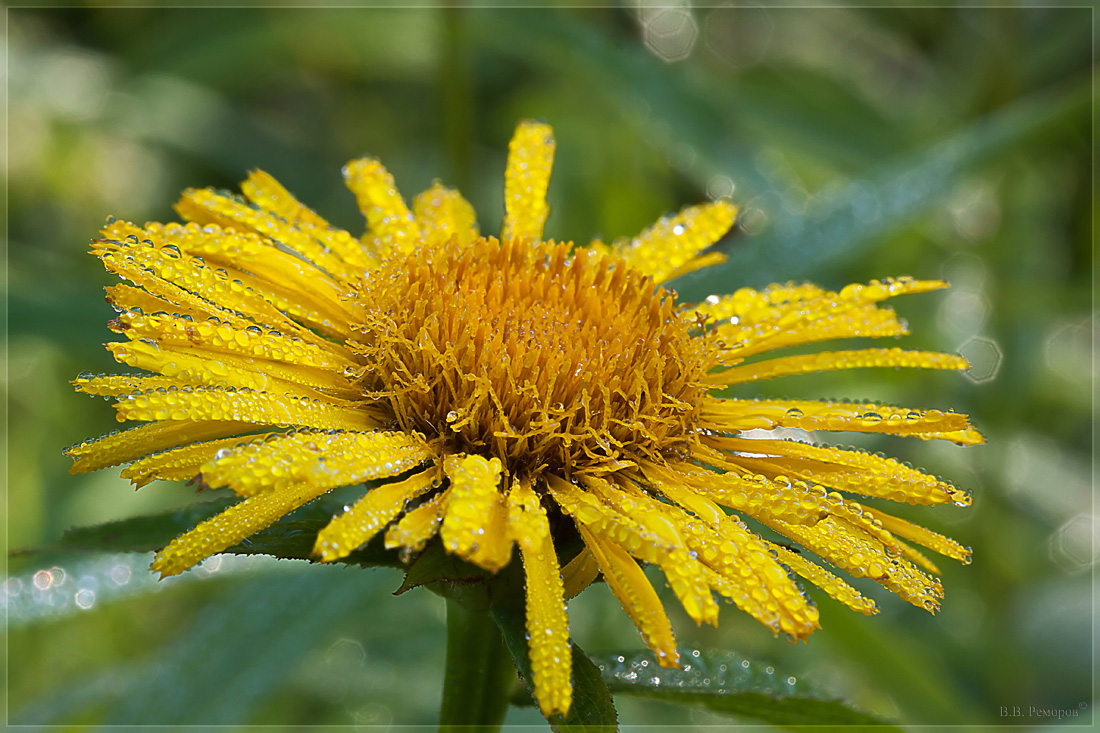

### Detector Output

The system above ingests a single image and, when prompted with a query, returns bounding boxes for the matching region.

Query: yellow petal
[240,169,376,270]
[502,120,555,243]
[577,524,679,667]
[863,507,972,564]
[640,470,820,638]
[560,548,600,600]
[342,158,421,258]
[695,276,945,324]
[201,429,432,496]
[105,283,201,319]
[120,435,266,488]
[647,457,825,527]
[507,477,572,717]
[613,201,737,284]
[583,476,719,626]
[74,373,181,398]
[764,540,878,616]
[695,277,947,361]
[708,347,970,386]
[385,490,449,553]
[701,398,984,445]
[766,515,943,612]
[703,436,969,506]
[114,385,384,433]
[412,181,478,247]
[114,308,359,374]
[175,188,357,284]
[65,420,256,474]
[95,237,345,341]
[106,340,355,400]
[103,219,356,331]
[314,467,438,562]
[151,480,328,577]
[440,454,512,571]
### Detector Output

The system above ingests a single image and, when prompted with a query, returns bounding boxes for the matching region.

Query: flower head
[69,120,982,717]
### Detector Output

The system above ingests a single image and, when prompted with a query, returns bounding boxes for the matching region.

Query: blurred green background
[4,1,1093,729]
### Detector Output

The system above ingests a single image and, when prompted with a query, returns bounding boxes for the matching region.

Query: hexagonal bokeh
[959,336,1001,382]
[1049,514,1098,574]
[643,7,699,62]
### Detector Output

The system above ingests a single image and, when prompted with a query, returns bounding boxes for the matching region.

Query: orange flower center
[350,236,711,475]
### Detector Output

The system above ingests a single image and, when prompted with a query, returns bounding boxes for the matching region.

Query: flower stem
[438,595,514,731]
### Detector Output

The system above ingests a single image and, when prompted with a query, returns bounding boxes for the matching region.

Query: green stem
[439,596,514,732]
[440,1,473,193]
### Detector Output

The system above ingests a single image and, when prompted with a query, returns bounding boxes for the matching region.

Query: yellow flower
[68,120,982,718]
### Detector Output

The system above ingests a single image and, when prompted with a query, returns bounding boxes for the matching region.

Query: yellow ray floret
[613,201,737,284]
[385,490,449,554]
[707,347,970,385]
[151,480,332,577]
[502,120,555,243]
[696,277,946,324]
[66,420,257,474]
[412,181,478,248]
[767,515,943,611]
[102,219,356,328]
[764,540,878,616]
[200,429,432,497]
[704,436,969,506]
[175,188,357,284]
[440,454,512,571]
[343,158,421,258]
[114,386,383,433]
[112,308,359,375]
[120,435,268,488]
[646,457,826,527]
[73,373,182,398]
[701,397,983,445]
[577,524,680,667]
[240,169,376,271]
[105,283,198,319]
[862,507,973,564]
[560,548,600,600]
[105,340,354,401]
[637,472,820,637]
[583,476,719,626]
[548,474,715,627]
[314,466,438,562]
[507,478,572,717]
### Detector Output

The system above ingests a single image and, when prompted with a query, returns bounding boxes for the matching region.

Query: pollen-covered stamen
[349,236,713,475]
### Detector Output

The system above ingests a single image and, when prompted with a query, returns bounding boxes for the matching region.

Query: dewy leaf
[490,578,618,731]
[596,648,898,730]
[12,564,397,725]
[54,497,238,553]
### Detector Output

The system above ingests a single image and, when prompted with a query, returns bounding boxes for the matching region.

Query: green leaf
[596,648,898,731]
[490,573,618,731]
[12,564,396,725]
[53,497,237,553]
